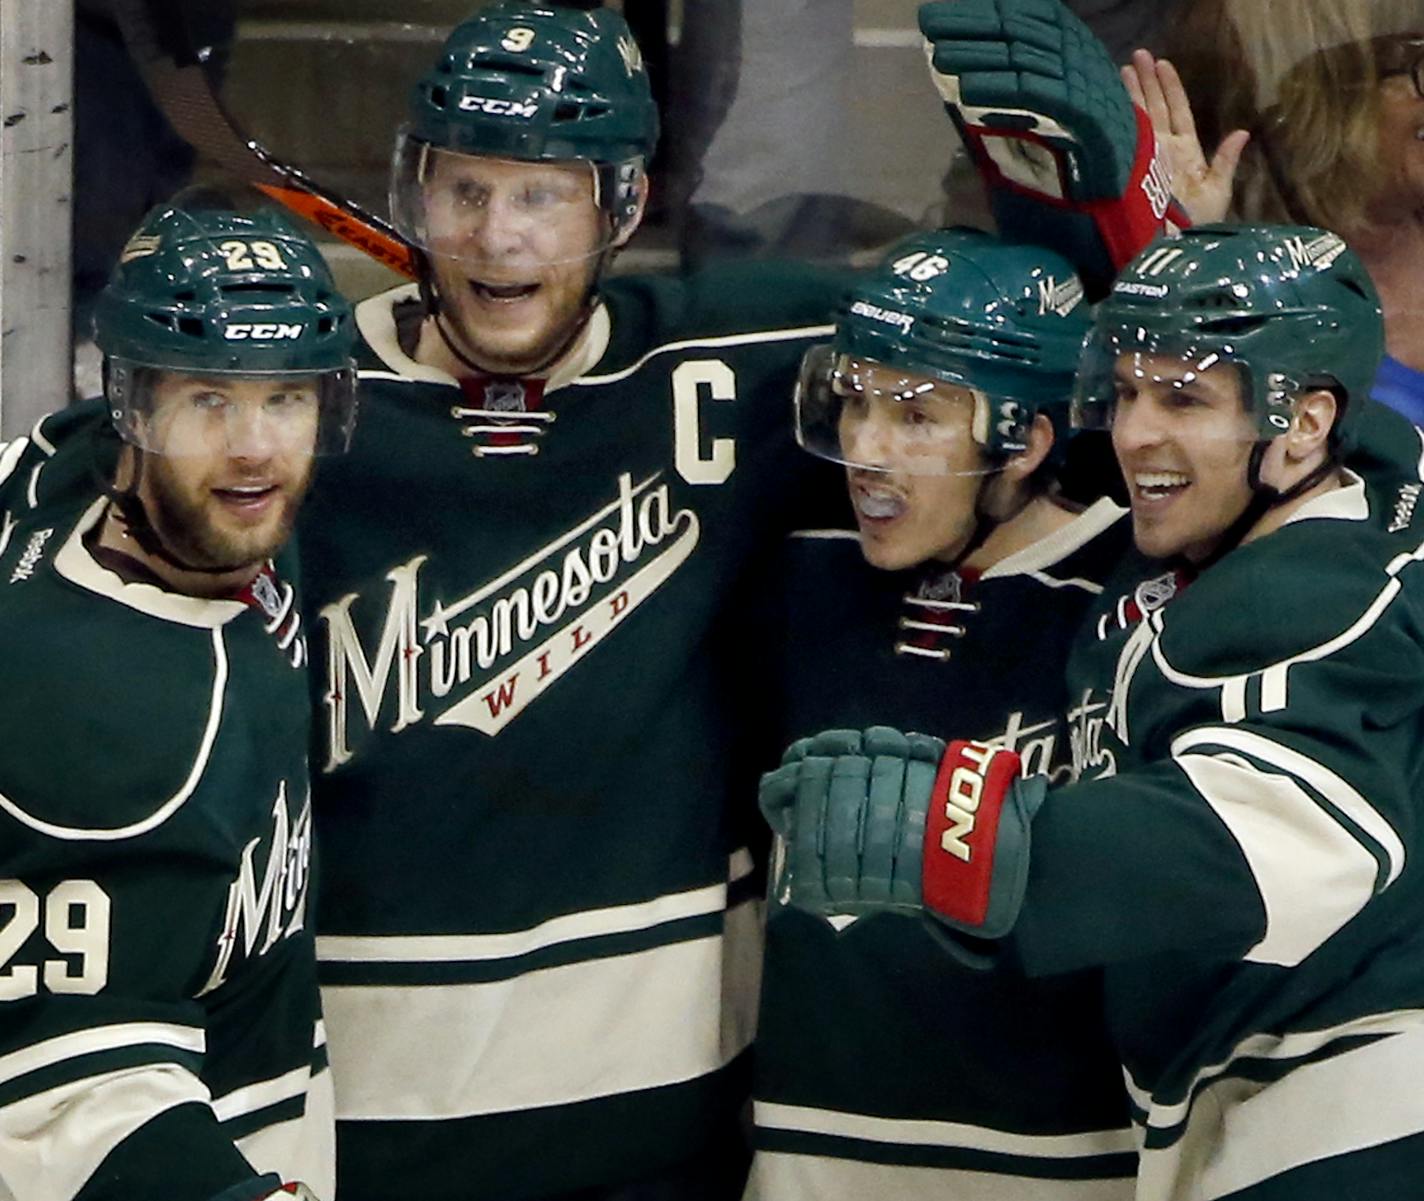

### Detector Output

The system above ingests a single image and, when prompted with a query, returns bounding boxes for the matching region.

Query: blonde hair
[1169,0,1424,233]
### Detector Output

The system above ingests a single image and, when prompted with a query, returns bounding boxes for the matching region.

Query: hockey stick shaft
[110,0,419,279]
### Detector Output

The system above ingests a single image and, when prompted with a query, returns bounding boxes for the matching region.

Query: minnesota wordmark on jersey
[321,469,695,762]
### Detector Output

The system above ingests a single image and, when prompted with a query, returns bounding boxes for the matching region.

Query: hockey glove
[920,0,1186,295]
[759,726,1046,951]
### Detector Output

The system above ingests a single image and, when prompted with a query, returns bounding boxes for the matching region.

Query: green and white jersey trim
[1172,725,1403,967]
[355,283,613,393]
[321,851,757,1121]
[1131,1011,1424,1201]
[55,498,248,628]
[0,1030,209,1201]
[1111,481,1424,733]
[745,1151,1132,1201]
[224,1021,335,1201]
[751,1100,1137,1195]
[979,498,1125,593]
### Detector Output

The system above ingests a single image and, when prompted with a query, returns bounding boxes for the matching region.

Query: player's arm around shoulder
[0,607,318,1201]
[1018,523,1424,976]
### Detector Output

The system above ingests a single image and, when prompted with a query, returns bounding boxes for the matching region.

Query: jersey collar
[355,283,612,395]
[55,498,249,628]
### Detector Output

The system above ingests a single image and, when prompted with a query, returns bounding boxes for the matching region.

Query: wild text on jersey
[320,471,698,765]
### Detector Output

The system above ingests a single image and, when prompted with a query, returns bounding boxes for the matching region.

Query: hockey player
[747,227,1137,1200]
[0,197,357,1201]
[291,4,1184,1199]
[760,224,1424,1198]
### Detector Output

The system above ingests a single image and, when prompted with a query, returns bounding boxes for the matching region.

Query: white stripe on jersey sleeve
[0,438,29,490]
[1172,727,1402,967]
[0,1063,210,1201]
[0,1021,204,1086]
[1133,1012,1424,1201]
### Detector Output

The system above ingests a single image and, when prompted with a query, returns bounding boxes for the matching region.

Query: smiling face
[1373,48,1424,217]
[419,152,611,374]
[1110,352,1259,563]
[833,359,991,571]
[134,371,319,570]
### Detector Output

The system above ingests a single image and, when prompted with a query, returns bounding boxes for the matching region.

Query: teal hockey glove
[759,726,1046,942]
[920,0,1185,294]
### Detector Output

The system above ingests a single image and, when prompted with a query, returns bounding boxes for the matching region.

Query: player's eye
[266,391,315,412]
[190,391,228,412]
[450,179,489,208]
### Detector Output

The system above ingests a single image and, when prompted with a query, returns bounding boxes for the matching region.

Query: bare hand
[1121,49,1250,225]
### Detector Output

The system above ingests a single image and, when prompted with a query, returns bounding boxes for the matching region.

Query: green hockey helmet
[1073,224,1384,452]
[391,3,658,261]
[93,195,358,456]
[795,227,1091,476]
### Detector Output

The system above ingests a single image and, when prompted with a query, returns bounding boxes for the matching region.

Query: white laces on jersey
[449,405,557,457]
[894,594,980,662]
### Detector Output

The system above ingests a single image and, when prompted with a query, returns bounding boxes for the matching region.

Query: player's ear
[1283,389,1338,462]
[1002,412,1056,483]
[611,173,650,250]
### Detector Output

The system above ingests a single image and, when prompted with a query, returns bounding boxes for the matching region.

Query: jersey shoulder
[598,260,847,363]
[0,503,241,838]
[1158,484,1424,680]
[984,497,1130,595]
[0,399,116,516]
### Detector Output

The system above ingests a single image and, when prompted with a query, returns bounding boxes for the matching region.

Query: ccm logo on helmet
[939,741,1004,862]
[224,323,305,341]
[459,96,539,118]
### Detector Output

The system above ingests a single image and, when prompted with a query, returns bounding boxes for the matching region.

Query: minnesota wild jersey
[748,500,1138,1201]
[296,263,846,1201]
[0,413,331,1201]
[1016,446,1424,1198]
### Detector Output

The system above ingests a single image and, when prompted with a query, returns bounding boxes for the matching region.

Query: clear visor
[107,360,358,457]
[1071,332,1265,443]
[390,134,633,269]
[793,346,994,477]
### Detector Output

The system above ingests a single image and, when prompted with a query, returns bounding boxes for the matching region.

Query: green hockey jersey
[0,410,331,1201]
[748,501,1139,1201]
[1013,433,1424,1199]
[295,264,847,1200]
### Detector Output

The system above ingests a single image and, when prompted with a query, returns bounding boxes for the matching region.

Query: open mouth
[469,278,541,303]
[853,482,909,522]
[1133,470,1191,503]
[213,483,280,514]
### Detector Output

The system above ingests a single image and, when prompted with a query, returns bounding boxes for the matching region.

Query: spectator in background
[1126,0,1424,422]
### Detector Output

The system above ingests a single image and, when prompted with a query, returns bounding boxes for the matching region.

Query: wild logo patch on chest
[320,471,699,763]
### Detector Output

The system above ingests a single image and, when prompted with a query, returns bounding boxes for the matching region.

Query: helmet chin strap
[1195,439,1340,570]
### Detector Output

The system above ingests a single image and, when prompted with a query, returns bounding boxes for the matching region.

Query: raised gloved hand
[758,726,1046,949]
[920,0,1186,294]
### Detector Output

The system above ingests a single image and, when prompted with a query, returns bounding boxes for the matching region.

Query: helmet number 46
[892,252,950,282]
